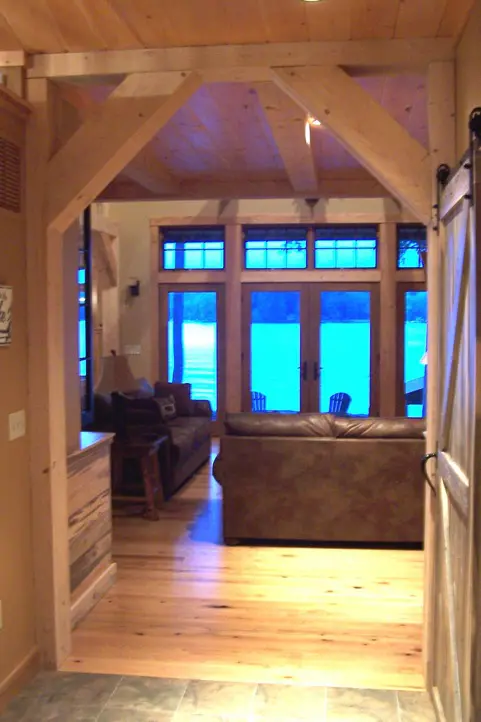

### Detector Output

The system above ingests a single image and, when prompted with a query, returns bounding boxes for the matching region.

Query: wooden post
[225,224,242,413]
[26,78,71,668]
[423,59,456,686]
[379,223,397,417]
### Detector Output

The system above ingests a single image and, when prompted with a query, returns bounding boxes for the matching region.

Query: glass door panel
[167,290,219,417]
[403,290,427,418]
[318,290,372,416]
[247,289,302,412]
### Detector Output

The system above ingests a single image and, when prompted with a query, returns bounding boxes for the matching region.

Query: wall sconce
[128,279,140,297]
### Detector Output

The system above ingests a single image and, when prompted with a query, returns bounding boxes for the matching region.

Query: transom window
[315,226,378,269]
[161,227,225,270]
[244,226,308,269]
[397,225,427,269]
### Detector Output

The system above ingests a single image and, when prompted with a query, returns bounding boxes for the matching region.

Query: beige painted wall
[0,101,36,694]
[102,196,411,382]
[456,0,481,154]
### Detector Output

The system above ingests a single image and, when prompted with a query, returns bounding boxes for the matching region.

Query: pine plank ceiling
[94,72,427,200]
[0,0,473,53]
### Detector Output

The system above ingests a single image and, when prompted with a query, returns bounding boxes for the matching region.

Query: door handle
[313,361,319,382]
[421,452,437,495]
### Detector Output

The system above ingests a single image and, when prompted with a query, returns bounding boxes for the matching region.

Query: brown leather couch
[93,382,212,499]
[213,413,426,545]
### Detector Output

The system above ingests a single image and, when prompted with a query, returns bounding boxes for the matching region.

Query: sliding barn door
[426,154,481,721]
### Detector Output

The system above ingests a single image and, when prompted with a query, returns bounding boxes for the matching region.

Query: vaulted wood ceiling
[67,71,427,202]
[0,0,473,54]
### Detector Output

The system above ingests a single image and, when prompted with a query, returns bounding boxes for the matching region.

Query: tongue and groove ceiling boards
[0,0,471,213]
[0,0,472,51]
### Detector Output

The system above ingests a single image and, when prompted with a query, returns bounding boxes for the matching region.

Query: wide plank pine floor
[64,441,425,690]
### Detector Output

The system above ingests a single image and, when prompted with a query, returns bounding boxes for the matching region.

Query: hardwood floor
[64,441,425,690]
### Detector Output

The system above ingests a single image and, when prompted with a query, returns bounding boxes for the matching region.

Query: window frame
[313,224,379,270]
[396,281,428,418]
[160,226,226,271]
[396,224,427,270]
[242,225,309,270]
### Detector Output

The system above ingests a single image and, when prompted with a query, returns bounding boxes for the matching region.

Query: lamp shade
[95,354,137,395]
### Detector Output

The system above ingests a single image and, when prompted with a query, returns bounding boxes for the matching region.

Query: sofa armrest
[192,399,212,418]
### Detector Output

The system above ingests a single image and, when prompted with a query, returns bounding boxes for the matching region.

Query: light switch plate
[9,410,26,441]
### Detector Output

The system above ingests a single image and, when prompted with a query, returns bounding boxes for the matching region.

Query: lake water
[168,321,427,417]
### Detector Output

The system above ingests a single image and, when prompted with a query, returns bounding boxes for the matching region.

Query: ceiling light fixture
[307,113,322,127]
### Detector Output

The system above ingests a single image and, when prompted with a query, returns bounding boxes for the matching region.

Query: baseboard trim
[0,646,40,714]
[71,561,117,630]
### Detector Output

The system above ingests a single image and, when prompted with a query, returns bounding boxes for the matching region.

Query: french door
[241,283,379,415]
[158,284,226,429]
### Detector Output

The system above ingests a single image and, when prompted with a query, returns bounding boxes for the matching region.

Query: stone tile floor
[0,673,436,722]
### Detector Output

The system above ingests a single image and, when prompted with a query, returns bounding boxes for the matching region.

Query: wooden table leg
[140,455,160,521]
[152,452,164,509]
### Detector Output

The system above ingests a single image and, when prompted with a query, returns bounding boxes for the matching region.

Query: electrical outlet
[9,410,26,441]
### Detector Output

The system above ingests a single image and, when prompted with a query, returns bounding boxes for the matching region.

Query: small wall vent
[0,137,21,213]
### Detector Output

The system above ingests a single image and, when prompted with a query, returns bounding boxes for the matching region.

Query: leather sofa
[213,413,426,545]
[93,382,212,499]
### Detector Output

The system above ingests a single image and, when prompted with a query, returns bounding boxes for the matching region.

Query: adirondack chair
[251,391,267,412]
[329,392,351,416]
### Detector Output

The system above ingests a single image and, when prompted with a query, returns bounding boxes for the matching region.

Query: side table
[111,434,169,521]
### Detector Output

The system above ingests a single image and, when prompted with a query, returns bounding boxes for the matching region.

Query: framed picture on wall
[0,285,12,346]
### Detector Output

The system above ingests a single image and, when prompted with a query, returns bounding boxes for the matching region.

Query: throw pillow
[154,382,194,416]
[155,394,177,422]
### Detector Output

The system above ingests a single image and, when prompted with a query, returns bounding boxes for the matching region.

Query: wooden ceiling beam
[47,71,202,234]
[256,82,318,195]
[272,66,431,224]
[98,175,391,202]
[27,38,454,79]
[0,50,26,67]
[56,82,179,194]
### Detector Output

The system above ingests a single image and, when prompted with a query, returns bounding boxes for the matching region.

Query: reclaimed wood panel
[67,435,113,596]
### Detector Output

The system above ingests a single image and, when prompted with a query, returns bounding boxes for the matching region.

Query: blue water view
[168,321,427,417]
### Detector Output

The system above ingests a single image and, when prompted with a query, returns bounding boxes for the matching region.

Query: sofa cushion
[224,413,337,438]
[334,416,425,439]
[168,417,211,464]
[154,382,194,416]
